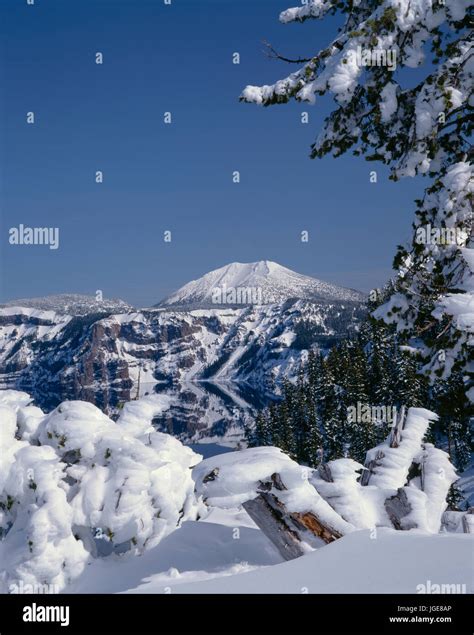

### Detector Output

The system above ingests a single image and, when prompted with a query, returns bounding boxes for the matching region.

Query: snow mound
[0,392,202,592]
[194,446,357,542]
[365,407,438,489]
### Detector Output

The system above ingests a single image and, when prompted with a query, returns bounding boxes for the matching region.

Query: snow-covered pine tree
[307,348,328,413]
[376,167,473,403]
[278,382,299,458]
[301,406,324,466]
[360,293,397,405]
[446,482,466,511]
[298,368,324,465]
[250,410,272,447]
[431,370,473,470]
[321,381,348,460]
[241,0,473,403]
[342,341,369,405]
[267,401,282,448]
[335,341,370,460]
[306,348,319,387]
[392,345,430,407]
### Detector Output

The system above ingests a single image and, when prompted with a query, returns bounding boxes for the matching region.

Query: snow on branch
[280,0,334,24]
[242,1,473,178]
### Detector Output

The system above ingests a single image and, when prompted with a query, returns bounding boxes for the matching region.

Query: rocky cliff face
[0,300,365,440]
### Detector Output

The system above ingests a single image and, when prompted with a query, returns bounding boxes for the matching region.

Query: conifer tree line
[247,298,472,474]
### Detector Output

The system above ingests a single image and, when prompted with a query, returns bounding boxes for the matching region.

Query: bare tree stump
[360,450,385,486]
[462,508,473,534]
[389,405,407,448]
[243,494,307,561]
[384,488,417,530]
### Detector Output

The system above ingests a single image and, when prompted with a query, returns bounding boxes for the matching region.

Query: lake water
[149,381,274,448]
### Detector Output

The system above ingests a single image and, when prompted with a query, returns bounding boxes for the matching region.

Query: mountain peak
[156,261,365,309]
[1,294,134,316]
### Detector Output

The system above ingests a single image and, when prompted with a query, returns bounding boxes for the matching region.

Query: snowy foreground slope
[0,390,472,595]
[118,530,473,595]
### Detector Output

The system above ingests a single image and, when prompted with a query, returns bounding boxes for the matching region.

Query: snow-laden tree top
[241,0,472,180]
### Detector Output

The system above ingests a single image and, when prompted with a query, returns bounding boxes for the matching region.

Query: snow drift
[0,391,201,593]
[0,391,469,594]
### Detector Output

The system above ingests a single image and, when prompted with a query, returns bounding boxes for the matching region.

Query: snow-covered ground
[67,518,473,594]
[1,390,472,596]
[162,529,473,595]
[67,508,282,594]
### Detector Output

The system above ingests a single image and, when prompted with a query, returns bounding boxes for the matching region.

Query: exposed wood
[290,511,342,543]
[318,463,333,483]
[462,507,473,534]
[389,405,407,448]
[242,475,345,560]
[202,468,219,484]
[270,472,286,491]
[243,494,306,561]
[360,450,385,486]
[384,487,417,530]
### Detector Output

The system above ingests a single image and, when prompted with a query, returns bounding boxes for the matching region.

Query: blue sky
[1,0,423,307]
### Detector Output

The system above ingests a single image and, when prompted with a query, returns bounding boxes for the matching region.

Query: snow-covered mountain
[0,263,366,442]
[0,300,365,441]
[1,293,134,316]
[156,261,366,308]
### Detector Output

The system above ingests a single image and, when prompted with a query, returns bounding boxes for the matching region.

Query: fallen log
[242,491,307,561]
[243,473,344,559]
[194,449,354,561]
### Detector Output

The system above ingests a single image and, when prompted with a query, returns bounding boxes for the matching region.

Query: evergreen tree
[391,346,430,408]
[241,0,473,404]
[446,483,465,512]
[432,372,473,471]
[250,411,271,447]
[322,381,347,461]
